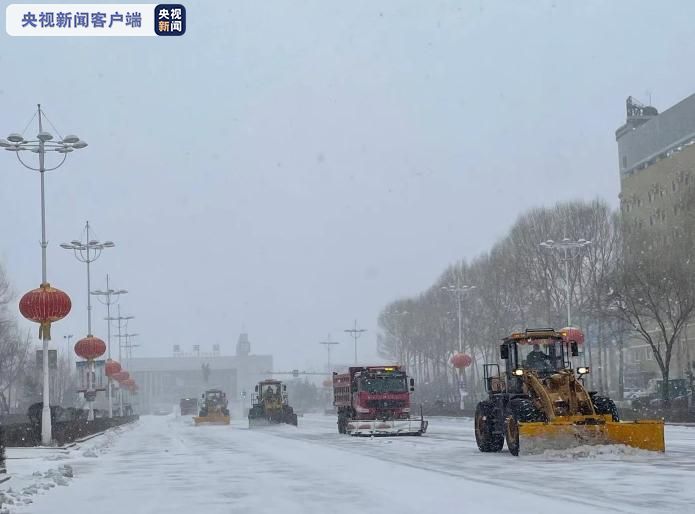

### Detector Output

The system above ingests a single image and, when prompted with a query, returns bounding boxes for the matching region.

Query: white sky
[1,0,695,371]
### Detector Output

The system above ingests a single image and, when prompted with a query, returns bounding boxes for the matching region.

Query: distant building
[128,333,272,414]
[615,94,695,386]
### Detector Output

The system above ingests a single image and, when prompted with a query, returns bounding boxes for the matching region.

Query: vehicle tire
[504,415,521,456]
[506,398,545,456]
[337,414,347,434]
[591,394,620,421]
[474,401,503,452]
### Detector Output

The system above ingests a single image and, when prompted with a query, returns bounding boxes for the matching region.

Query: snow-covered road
[5,414,695,514]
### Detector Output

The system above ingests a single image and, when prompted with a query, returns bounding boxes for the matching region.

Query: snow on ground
[1,414,693,514]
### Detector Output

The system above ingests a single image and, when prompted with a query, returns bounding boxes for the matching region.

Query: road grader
[475,328,665,455]
[248,379,298,428]
[194,389,230,426]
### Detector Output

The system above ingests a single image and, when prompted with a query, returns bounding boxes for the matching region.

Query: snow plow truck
[194,389,230,425]
[248,379,298,427]
[333,365,428,436]
[475,328,665,455]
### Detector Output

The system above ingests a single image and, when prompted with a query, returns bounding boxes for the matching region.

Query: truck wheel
[592,395,620,421]
[504,415,521,456]
[337,415,347,434]
[506,398,545,456]
[475,401,503,452]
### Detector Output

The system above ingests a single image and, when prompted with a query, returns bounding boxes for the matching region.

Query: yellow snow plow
[475,328,665,455]
[193,389,231,426]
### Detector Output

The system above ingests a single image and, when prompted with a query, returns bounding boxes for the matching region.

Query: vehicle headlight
[513,369,524,376]
[577,367,590,375]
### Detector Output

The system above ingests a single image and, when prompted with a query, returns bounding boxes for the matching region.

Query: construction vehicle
[193,389,230,425]
[333,365,428,436]
[248,379,298,427]
[475,328,665,455]
[179,397,198,416]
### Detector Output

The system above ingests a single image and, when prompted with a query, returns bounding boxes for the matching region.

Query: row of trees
[377,198,695,403]
[0,265,78,414]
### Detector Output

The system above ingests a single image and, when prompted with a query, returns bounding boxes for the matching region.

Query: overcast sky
[1,0,695,372]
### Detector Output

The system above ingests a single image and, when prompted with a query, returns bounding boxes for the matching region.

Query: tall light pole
[91,275,127,418]
[539,237,591,326]
[2,104,87,444]
[441,282,476,410]
[105,306,133,415]
[344,320,366,365]
[319,334,340,372]
[61,222,114,420]
[63,334,74,360]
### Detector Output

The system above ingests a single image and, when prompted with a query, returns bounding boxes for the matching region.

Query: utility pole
[344,320,366,365]
[105,305,133,415]
[319,334,340,372]
[539,237,591,326]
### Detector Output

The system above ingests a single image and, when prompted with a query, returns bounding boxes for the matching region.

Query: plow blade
[346,417,428,437]
[518,419,665,455]
[193,413,230,426]
[248,417,275,428]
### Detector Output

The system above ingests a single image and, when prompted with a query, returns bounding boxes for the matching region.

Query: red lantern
[451,352,473,369]
[560,327,585,345]
[105,359,121,377]
[113,371,130,382]
[19,283,72,340]
[74,336,106,360]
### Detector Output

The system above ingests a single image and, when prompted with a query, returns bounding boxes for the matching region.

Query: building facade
[615,94,695,386]
[127,333,272,414]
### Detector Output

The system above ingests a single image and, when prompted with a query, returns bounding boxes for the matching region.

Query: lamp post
[319,335,340,372]
[61,222,114,420]
[441,282,476,410]
[539,237,591,326]
[2,104,87,445]
[91,275,127,418]
[63,334,74,361]
[344,320,366,365]
[105,306,133,415]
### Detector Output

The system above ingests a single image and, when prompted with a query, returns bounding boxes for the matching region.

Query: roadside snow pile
[0,465,73,508]
[534,444,659,460]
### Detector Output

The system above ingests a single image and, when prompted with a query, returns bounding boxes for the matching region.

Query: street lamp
[105,306,134,415]
[2,104,87,445]
[441,282,476,410]
[344,320,366,365]
[539,237,592,326]
[319,335,340,372]
[91,275,127,418]
[61,222,114,419]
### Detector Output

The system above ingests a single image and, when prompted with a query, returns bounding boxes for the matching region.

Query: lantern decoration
[113,371,130,383]
[105,359,121,378]
[322,379,332,388]
[19,283,72,340]
[451,352,473,369]
[559,327,585,345]
[74,336,106,360]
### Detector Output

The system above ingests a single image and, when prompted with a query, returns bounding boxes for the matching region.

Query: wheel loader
[475,328,665,455]
[193,389,230,425]
[248,379,298,428]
